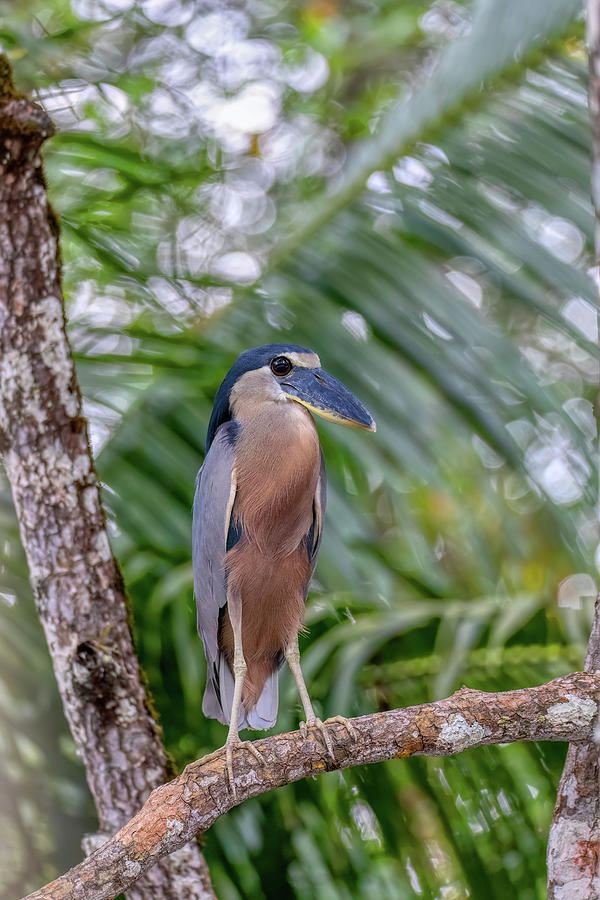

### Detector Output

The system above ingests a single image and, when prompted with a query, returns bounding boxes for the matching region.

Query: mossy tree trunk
[0,57,215,900]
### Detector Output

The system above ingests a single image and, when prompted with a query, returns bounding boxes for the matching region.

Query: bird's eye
[271,356,292,376]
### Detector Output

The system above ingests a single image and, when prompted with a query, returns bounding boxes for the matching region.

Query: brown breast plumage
[221,402,321,709]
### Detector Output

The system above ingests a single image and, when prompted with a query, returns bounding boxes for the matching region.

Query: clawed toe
[185,738,264,799]
[299,717,335,760]
[299,714,357,760]
[244,741,265,765]
[324,714,357,741]
[225,738,265,800]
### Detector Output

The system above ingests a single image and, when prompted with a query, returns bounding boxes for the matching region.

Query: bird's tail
[202,655,279,731]
[245,668,279,730]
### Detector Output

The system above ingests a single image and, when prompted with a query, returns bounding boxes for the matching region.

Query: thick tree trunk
[0,59,215,900]
[546,4,600,896]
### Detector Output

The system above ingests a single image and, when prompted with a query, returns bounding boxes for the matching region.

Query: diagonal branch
[0,58,214,900]
[23,672,600,900]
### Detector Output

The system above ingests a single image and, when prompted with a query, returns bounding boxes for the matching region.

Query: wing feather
[192,421,237,685]
[309,448,327,571]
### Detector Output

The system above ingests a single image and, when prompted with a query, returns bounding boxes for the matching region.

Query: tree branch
[23,673,600,900]
[0,58,215,900]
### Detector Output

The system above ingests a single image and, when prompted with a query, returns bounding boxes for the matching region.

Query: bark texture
[546,5,600,897]
[547,601,600,900]
[0,59,214,900]
[23,672,600,900]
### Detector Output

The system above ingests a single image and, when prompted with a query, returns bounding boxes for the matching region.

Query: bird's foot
[299,714,357,760]
[184,738,264,800]
[224,737,265,801]
[324,714,357,741]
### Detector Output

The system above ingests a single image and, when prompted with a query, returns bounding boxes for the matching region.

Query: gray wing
[192,422,237,702]
[308,448,327,578]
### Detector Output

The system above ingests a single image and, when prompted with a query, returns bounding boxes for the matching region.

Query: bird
[192,343,375,794]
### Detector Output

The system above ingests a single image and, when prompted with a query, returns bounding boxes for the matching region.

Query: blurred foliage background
[0,0,597,897]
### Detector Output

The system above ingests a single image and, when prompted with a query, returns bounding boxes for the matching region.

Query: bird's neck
[232,401,320,553]
[234,400,319,481]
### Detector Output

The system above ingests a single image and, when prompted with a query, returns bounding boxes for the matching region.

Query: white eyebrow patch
[287,351,320,368]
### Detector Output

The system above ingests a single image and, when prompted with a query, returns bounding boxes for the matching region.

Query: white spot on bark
[83,485,98,514]
[236,767,262,788]
[439,715,485,751]
[39,444,79,507]
[94,530,113,562]
[561,773,579,808]
[73,454,91,480]
[2,449,19,485]
[548,818,599,898]
[73,661,92,684]
[117,696,138,723]
[554,881,594,900]
[0,351,45,426]
[167,817,184,836]
[193,774,219,788]
[123,859,142,878]
[547,694,597,729]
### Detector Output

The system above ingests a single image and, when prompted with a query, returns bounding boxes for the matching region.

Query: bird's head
[207,343,375,449]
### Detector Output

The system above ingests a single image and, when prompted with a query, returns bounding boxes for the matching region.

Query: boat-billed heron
[193,343,375,793]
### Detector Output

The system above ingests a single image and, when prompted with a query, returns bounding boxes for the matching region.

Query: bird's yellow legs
[217,600,264,797]
[222,601,264,794]
[191,600,264,800]
[285,634,356,759]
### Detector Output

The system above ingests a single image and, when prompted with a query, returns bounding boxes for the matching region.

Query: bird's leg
[285,635,356,760]
[221,599,264,799]
[187,599,264,798]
